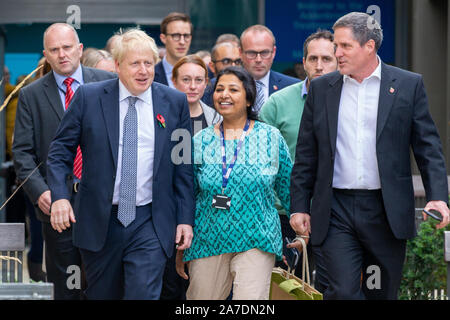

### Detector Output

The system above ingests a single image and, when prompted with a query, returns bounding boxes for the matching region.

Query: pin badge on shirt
[389,87,395,94]
[273,85,278,91]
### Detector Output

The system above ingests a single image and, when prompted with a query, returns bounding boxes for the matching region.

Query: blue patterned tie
[117,96,138,227]
[253,80,265,113]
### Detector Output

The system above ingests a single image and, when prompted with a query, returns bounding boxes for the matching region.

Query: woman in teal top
[176,67,292,300]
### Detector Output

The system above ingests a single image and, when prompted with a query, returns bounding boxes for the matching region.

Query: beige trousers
[186,248,275,300]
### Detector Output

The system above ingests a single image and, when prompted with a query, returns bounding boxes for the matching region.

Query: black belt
[73,182,80,193]
[333,188,381,195]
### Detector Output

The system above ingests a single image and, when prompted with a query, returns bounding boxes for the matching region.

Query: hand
[50,199,76,233]
[290,213,311,235]
[282,236,309,267]
[175,249,189,280]
[175,224,193,250]
[37,190,52,215]
[423,200,450,229]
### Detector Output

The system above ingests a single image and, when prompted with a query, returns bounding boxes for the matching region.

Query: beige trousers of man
[186,248,275,300]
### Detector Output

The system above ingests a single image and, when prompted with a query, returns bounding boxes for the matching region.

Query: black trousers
[160,244,189,300]
[42,222,83,300]
[321,189,406,300]
[277,214,329,293]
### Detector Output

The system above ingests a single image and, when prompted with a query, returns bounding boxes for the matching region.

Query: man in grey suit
[290,12,449,299]
[12,23,115,299]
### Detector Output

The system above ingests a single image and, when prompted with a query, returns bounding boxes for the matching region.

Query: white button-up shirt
[333,58,382,190]
[112,81,155,205]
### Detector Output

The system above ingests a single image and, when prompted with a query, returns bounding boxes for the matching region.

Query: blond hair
[82,49,113,68]
[111,28,159,63]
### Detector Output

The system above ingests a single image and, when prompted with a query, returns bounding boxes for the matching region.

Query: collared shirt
[333,57,382,190]
[53,64,84,110]
[257,70,271,103]
[112,80,155,206]
[301,77,309,98]
[162,56,175,88]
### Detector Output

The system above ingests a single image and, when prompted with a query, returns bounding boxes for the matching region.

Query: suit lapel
[100,80,120,169]
[43,73,65,120]
[268,71,278,95]
[326,74,344,157]
[81,65,97,84]
[151,83,168,174]
[376,63,397,141]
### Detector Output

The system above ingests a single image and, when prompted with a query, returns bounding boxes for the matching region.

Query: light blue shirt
[301,77,309,98]
[162,56,175,88]
[53,64,84,110]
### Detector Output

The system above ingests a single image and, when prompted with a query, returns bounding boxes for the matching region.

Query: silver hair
[333,12,383,51]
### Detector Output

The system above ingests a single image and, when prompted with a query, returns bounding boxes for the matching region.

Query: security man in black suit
[289,12,449,300]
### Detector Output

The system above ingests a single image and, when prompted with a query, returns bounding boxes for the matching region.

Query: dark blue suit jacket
[201,70,299,107]
[47,79,195,257]
[154,61,169,86]
[290,63,449,245]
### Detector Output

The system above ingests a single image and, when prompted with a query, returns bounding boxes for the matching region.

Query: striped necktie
[63,77,82,179]
[253,80,265,114]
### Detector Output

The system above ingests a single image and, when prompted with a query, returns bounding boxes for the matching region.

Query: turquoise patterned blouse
[184,121,292,262]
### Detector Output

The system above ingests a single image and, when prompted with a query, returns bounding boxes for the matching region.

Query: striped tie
[117,96,139,227]
[253,80,265,114]
[63,77,83,179]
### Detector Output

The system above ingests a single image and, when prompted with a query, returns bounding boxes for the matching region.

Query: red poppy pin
[157,114,166,128]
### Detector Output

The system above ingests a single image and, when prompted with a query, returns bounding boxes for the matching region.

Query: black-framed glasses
[213,58,242,66]
[166,33,192,41]
[243,50,272,59]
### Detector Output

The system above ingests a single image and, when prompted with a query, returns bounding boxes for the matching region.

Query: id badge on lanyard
[211,120,250,211]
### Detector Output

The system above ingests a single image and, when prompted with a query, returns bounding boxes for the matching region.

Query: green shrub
[399,217,449,300]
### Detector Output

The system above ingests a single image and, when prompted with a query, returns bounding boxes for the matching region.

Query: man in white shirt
[47,28,194,299]
[289,12,449,300]
[12,23,115,299]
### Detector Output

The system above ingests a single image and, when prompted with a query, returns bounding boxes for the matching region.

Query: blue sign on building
[266,0,395,64]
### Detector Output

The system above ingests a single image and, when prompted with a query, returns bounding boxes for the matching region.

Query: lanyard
[219,119,250,194]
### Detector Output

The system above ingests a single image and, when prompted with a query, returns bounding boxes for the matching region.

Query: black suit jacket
[290,63,448,245]
[12,66,116,222]
[154,61,169,86]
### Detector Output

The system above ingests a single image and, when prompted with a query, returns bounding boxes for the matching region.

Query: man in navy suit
[13,23,115,299]
[47,28,195,299]
[290,12,449,299]
[240,25,299,113]
[154,12,193,87]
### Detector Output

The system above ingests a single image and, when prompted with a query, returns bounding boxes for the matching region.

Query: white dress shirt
[112,81,155,205]
[333,58,382,190]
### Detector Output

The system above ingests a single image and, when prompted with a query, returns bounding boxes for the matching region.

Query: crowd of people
[2,10,449,301]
